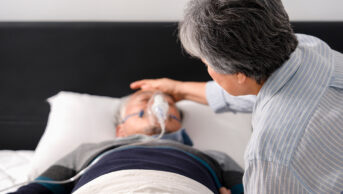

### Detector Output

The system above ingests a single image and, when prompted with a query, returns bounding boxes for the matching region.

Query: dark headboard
[1,22,342,150]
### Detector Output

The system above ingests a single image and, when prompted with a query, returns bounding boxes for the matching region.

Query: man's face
[116,91,182,137]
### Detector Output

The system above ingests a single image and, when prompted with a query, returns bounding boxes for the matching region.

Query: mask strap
[169,114,181,123]
[121,110,144,123]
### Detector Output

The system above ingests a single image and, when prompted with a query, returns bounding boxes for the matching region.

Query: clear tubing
[0,151,107,192]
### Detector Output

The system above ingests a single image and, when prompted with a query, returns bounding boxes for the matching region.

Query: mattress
[0,150,34,193]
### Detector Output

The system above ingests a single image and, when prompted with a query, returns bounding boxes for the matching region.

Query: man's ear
[236,73,247,84]
[116,124,126,138]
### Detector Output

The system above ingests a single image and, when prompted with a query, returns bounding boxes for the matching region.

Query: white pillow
[177,101,252,168]
[28,92,252,179]
[28,91,121,179]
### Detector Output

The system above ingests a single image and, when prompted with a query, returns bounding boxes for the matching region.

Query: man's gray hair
[114,95,131,125]
[179,0,298,84]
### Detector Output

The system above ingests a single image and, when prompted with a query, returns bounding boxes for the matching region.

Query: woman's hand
[131,78,208,104]
[130,78,185,101]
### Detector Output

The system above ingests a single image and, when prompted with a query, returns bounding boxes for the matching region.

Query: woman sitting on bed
[10,90,243,194]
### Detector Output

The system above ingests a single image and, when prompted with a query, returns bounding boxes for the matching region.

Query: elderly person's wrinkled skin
[115,90,182,137]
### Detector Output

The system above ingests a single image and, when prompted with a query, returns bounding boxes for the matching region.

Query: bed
[0,21,342,193]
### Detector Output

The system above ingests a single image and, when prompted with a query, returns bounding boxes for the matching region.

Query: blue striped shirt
[206,34,343,194]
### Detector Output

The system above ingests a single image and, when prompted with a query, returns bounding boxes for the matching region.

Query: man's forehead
[131,90,174,101]
[133,90,154,96]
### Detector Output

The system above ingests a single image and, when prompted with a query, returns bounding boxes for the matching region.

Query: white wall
[0,0,342,21]
[283,0,343,21]
[0,0,187,22]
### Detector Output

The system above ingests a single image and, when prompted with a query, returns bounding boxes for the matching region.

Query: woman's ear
[236,73,247,84]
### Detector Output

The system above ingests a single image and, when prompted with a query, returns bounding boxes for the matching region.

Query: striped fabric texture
[206,34,343,194]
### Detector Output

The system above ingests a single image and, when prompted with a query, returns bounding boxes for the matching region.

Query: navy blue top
[72,146,219,193]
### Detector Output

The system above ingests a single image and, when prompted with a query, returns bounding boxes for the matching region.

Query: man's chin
[144,126,161,135]
[144,126,177,136]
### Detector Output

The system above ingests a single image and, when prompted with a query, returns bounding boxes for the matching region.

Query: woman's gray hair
[179,0,298,84]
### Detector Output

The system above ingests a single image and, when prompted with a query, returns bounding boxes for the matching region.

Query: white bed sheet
[0,150,34,194]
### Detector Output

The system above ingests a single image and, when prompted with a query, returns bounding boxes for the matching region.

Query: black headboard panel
[0,22,342,150]
[291,22,343,53]
[0,22,210,150]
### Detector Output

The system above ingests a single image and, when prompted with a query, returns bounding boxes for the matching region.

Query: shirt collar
[255,47,302,109]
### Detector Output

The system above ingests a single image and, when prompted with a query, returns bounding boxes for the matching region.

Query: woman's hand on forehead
[130,78,185,101]
[133,91,175,105]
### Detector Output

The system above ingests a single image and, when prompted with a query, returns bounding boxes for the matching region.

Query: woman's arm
[130,78,208,104]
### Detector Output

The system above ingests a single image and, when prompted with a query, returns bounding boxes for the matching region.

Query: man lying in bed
[11,91,243,194]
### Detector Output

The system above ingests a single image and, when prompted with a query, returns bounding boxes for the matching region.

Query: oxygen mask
[147,92,170,138]
[120,92,181,138]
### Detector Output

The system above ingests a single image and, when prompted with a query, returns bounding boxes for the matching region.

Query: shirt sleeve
[206,81,256,113]
[243,159,309,194]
